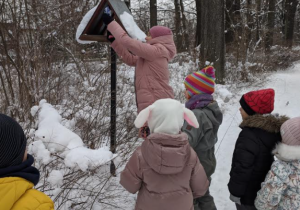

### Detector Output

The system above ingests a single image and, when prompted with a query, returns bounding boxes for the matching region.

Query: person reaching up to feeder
[102,8,176,138]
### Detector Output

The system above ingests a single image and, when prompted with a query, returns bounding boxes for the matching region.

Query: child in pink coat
[103,13,176,114]
[120,99,209,210]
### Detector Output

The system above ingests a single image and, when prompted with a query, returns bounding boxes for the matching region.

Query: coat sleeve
[111,39,138,67]
[108,21,162,61]
[190,151,209,198]
[182,110,205,149]
[228,129,260,198]
[254,161,288,210]
[182,121,202,149]
[120,150,142,194]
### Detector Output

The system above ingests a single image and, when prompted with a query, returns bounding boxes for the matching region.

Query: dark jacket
[228,114,289,205]
[182,102,223,178]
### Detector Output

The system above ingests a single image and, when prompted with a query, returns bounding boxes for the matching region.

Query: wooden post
[110,47,117,176]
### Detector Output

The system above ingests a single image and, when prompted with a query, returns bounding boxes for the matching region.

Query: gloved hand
[103,13,113,25]
[103,7,113,25]
[107,31,115,43]
[230,194,241,205]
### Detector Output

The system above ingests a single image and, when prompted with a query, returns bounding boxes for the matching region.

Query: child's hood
[0,177,33,210]
[240,114,289,133]
[240,114,289,149]
[273,142,300,162]
[0,177,54,210]
[141,132,191,175]
[148,35,176,61]
[202,102,223,127]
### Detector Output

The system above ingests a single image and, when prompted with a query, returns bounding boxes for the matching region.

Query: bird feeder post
[110,47,117,176]
[78,0,132,177]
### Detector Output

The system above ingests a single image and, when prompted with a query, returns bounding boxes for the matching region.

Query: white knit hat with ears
[134,98,199,135]
[273,117,300,161]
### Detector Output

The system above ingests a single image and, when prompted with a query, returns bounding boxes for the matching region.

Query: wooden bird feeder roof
[79,0,130,42]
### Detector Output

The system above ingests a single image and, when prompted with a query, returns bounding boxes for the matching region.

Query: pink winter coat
[108,21,176,113]
[120,133,209,210]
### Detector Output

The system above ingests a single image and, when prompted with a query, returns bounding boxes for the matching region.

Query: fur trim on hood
[240,114,289,133]
[273,143,300,161]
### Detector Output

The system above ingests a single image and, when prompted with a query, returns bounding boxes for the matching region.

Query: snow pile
[120,11,146,42]
[33,99,84,152]
[29,99,116,171]
[48,170,64,186]
[65,146,114,171]
[28,140,51,164]
[76,5,98,44]
[215,85,233,103]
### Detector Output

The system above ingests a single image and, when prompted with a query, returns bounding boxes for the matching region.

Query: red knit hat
[240,88,275,115]
[149,26,173,38]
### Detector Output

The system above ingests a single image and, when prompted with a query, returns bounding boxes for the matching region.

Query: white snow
[76,5,98,44]
[76,2,146,44]
[30,105,39,117]
[120,11,146,42]
[30,99,116,172]
[28,140,51,164]
[64,146,116,171]
[48,170,64,186]
[34,100,84,152]
[215,85,233,103]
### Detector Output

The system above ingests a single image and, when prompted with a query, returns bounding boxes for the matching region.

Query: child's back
[183,101,222,178]
[120,99,209,210]
[255,117,300,210]
[121,133,208,210]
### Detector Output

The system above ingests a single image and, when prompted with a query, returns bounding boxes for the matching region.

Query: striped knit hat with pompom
[184,66,216,96]
[0,114,27,168]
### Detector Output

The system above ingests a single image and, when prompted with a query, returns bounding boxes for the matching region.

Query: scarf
[185,94,213,110]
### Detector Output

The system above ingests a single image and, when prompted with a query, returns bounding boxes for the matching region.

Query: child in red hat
[228,88,289,210]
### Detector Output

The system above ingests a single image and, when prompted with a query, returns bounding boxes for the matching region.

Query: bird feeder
[78,0,131,176]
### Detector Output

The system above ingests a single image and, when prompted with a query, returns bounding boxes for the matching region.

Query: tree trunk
[195,0,201,46]
[174,0,183,52]
[200,0,225,83]
[150,0,157,27]
[284,0,299,47]
[180,0,190,50]
[246,0,254,49]
[256,0,262,41]
[225,0,241,43]
[265,0,276,50]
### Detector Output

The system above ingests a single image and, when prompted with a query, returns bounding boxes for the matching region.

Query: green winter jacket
[182,102,223,178]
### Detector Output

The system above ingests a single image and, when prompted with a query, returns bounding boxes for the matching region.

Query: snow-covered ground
[27,59,300,209]
[211,62,300,209]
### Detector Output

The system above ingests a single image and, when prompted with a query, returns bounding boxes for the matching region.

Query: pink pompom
[202,66,215,78]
